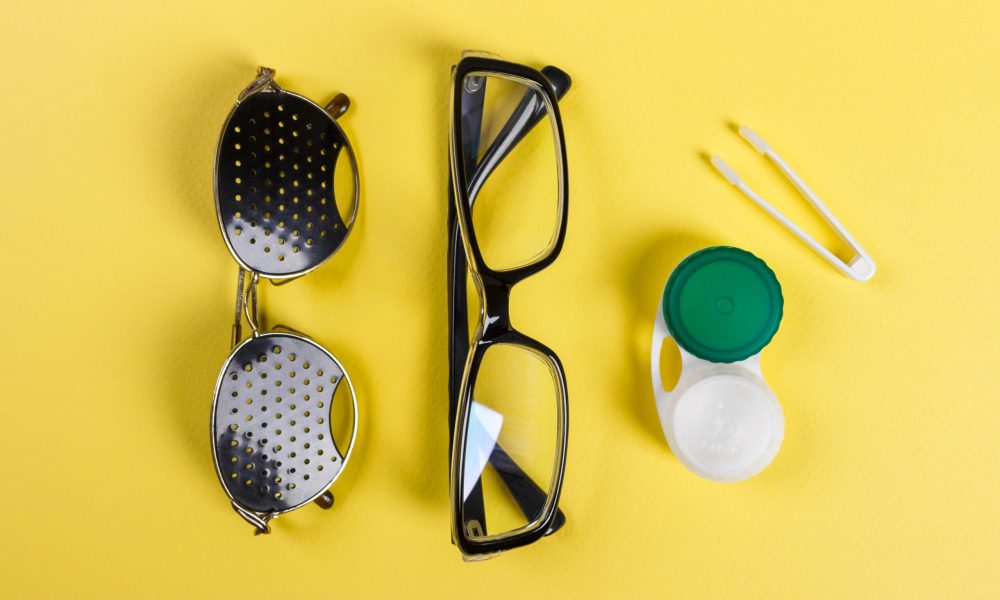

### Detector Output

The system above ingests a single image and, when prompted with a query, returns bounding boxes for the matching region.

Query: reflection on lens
[460,343,559,539]
[461,73,562,271]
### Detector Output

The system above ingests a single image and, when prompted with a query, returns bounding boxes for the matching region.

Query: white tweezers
[711,126,876,282]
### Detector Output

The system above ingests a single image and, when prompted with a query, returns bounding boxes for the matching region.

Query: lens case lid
[651,246,785,482]
[664,246,783,364]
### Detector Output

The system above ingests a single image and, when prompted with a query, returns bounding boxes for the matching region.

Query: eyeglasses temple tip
[541,65,572,99]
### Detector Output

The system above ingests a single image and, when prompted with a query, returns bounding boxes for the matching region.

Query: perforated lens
[461,73,563,271]
[217,90,350,277]
[212,334,349,513]
[459,343,561,539]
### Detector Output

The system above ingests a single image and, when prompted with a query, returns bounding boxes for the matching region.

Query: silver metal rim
[209,331,360,519]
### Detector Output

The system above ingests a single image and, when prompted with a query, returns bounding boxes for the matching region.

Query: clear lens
[333,143,356,227]
[459,343,561,539]
[329,370,355,459]
[461,73,562,271]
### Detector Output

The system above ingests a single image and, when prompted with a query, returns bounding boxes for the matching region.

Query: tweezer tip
[739,125,770,154]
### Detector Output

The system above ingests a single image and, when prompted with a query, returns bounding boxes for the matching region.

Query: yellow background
[2,0,998,597]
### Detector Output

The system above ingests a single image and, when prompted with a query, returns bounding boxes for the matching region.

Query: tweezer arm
[448,66,571,536]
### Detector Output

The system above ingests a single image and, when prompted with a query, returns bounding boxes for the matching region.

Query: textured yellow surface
[2,1,998,598]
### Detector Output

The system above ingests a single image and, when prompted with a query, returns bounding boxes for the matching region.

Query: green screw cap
[664,246,783,363]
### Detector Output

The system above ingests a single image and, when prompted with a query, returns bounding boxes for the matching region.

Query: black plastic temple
[448,73,489,532]
[448,66,571,539]
[489,444,567,533]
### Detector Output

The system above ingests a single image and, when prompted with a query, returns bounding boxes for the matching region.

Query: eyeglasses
[209,67,360,534]
[447,52,572,559]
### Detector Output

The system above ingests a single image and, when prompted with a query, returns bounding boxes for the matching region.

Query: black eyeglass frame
[447,54,571,558]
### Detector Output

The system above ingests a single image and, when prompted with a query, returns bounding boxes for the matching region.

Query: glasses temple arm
[450,74,491,534]
[489,443,567,535]
[447,202,488,533]
[231,267,246,348]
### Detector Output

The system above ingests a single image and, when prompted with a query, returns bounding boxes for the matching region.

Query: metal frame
[447,52,572,559]
[210,67,360,534]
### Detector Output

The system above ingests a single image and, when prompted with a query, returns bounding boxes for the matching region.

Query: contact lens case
[650,246,785,482]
